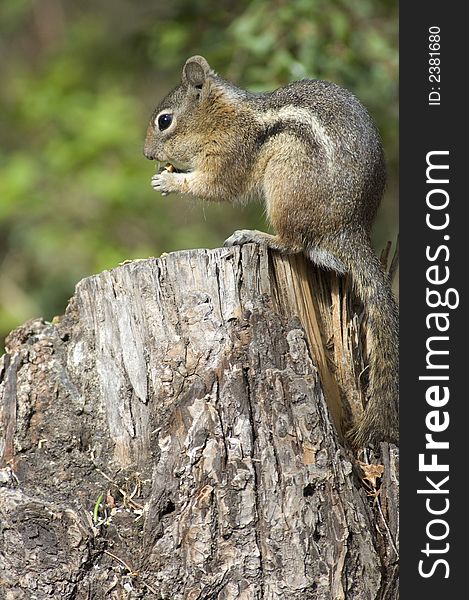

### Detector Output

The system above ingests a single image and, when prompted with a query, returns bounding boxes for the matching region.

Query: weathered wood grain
[0,245,398,599]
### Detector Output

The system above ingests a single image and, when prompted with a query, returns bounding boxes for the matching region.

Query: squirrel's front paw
[151,170,176,196]
[151,165,178,196]
[224,230,259,247]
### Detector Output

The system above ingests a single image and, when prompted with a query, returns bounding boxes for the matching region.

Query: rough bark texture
[0,245,398,599]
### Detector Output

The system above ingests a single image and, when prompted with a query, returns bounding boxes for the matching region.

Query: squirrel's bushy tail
[331,234,399,447]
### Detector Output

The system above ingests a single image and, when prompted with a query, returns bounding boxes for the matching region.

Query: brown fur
[144,56,398,447]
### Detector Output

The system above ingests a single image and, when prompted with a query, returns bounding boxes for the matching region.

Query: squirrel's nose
[143,148,155,160]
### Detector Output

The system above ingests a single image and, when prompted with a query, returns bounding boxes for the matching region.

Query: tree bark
[0,245,398,599]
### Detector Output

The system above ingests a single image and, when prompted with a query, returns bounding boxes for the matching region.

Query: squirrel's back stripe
[258,106,335,161]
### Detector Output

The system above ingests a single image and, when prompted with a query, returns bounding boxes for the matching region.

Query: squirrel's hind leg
[224,231,347,276]
[224,230,302,254]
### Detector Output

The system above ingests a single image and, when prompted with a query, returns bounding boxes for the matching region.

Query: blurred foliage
[0,0,398,350]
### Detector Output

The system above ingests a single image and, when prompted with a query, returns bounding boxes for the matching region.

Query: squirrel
[143,55,398,448]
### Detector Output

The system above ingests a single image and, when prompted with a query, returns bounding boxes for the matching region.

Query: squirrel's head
[144,55,222,170]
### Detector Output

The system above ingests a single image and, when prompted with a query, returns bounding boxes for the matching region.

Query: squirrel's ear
[182,55,213,88]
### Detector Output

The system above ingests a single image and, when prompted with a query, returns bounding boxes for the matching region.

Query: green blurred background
[0,0,398,352]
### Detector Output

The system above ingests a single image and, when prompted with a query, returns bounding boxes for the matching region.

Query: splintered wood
[0,245,398,599]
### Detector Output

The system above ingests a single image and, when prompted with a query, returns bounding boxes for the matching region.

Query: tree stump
[0,245,398,599]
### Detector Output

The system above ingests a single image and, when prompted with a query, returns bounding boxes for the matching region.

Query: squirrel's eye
[157,113,173,131]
